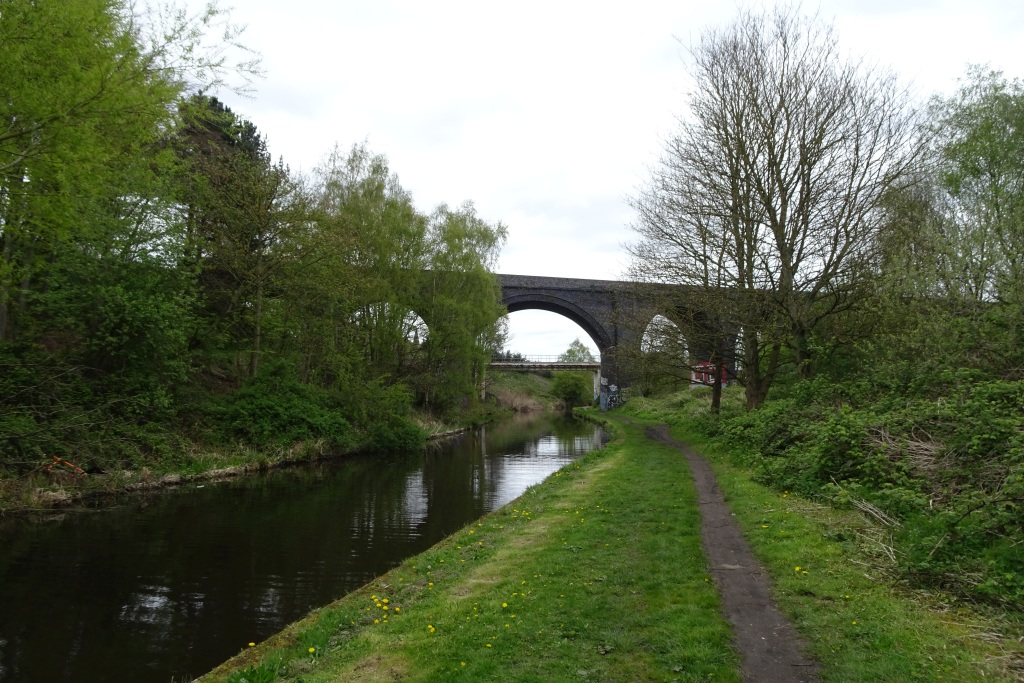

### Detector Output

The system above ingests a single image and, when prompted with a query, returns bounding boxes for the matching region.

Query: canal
[0,414,605,683]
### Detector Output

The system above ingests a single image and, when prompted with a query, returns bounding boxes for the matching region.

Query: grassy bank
[1,390,510,514]
[620,391,1024,681]
[202,417,738,683]
[200,413,1019,683]
[485,370,559,412]
[0,371,559,514]
[0,435,375,513]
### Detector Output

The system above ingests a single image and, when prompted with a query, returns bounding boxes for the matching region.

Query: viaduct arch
[497,273,737,408]
[497,274,660,408]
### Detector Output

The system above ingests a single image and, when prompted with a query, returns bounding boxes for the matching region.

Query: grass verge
[201,418,740,683]
[620,393,1024,682]
[200,406,1023,683]
[486,370,558,412]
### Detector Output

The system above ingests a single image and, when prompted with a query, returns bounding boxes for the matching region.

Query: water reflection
[0,414,603,683]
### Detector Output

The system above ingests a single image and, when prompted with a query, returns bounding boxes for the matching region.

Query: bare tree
[628,6,919,409]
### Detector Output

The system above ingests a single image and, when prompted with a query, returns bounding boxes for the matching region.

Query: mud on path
[645,424,820,683]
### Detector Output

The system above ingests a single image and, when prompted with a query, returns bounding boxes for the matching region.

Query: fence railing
[489,354,601,363]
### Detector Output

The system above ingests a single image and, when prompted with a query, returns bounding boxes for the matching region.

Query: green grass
[671,420,1024,682]
[620,391,1024,682]
[485,371,558,412]
[201,403,1024,683]
[201,419,740,683]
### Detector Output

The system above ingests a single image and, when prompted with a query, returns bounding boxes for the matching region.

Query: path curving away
[645,425,820,683]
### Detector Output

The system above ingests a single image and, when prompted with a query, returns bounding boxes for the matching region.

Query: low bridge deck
[489,355,600,371]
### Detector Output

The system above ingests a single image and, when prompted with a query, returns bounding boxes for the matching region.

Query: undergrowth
[625,380,1024,612]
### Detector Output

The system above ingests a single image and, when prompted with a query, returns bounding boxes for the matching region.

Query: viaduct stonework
[497,273,662,409]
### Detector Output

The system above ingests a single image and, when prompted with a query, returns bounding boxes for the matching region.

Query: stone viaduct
[497,273,719,409]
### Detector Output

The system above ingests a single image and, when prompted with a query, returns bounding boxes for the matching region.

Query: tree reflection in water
[0,414,604,683]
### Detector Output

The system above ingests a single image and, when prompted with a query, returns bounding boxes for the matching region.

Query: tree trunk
[0,229,13,342]
[744,339,781,410]
[710,338,723,414]
[793,324,813,379]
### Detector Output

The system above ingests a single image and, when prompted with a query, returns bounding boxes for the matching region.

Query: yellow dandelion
[309,647,316,653]
[248,642,255,647]
[502,602,508,608]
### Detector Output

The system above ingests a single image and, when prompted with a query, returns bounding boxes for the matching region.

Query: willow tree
[415,202,506,410]
[629,6,918,409]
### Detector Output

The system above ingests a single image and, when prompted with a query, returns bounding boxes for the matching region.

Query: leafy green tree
[0,0,257,343]
[0,0,265,468]
[551,372,592,412]
[868,67,1024,382]
[303,144,428,382]
[928,67,1024,307]
[176,95,311,379]
[551,340,596,413]
[416,202,507,410]
[558,338,596,363]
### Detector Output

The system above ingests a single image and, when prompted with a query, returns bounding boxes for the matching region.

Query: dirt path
[645,424,820,683]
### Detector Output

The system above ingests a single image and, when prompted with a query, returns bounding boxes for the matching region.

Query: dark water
[0,414,604,683]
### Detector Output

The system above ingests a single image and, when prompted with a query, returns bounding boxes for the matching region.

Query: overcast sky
[193,0,1024,357]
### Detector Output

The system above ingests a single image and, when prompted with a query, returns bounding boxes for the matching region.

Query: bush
[551,371,592,410]
[687,376,1024,608]
[214,373,356,450]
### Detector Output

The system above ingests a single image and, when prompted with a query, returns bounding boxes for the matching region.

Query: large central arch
[497,274,655,408]
[502,293,613,351]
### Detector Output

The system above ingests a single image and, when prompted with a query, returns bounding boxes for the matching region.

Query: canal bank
[0,369,552,516]
[201,413,1020,683]
[0,413,603,683]
[202,414,739,682]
